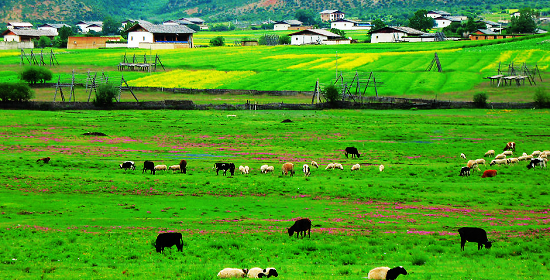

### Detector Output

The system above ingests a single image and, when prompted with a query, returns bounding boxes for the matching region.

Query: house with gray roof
[1,28,56,42]
[7,22,33,29]
[369,26,426,43]
[126,22,195,49]
[289,29,350,45]
[37,23,71,36]
[274,20,303,30]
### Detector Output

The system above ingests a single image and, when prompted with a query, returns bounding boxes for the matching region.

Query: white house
[126,22,195,48]
[273,20,303,31]
[369,26,425,43]
[1,28,56,42]
[7,22,33,29]
[289,29,350,45]
[76,21,103,33]
[37,23,71,36]
[331,19,372,30]
[320,10,345,22]
[427,11,451,19]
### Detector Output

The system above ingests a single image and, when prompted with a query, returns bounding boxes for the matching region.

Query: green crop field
[1,109,550,279]
[1,33,550,104]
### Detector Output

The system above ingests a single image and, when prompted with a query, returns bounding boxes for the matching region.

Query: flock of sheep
[215,266,407,279]
[459,142,549,177]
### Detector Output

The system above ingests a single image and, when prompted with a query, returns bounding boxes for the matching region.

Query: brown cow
[36,157,50,164]
[481,170,497,178]
[179,159,187,174]
[503,142,516,152]
[281,162,295,176]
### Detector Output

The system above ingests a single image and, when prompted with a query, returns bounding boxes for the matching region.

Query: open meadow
[1,33,550,103]
[1,109,550,279]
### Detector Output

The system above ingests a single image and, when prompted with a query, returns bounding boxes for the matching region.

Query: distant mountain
[1,0,547,25]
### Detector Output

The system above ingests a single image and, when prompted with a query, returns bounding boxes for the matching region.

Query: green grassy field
[1,33,549,103]
[1,109,550,279]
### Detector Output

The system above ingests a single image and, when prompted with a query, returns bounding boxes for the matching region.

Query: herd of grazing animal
[460,142,548,177]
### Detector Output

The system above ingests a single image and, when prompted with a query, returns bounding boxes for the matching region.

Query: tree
[508,8,538,34]
[187,24,201,31]
[0,83,34,102]
[279,35,291,45]
[120,21,136,40]
[93,83,118,106]
[408,10,435,31]
[295,9,317,26]
[322,84,341,104]
[20,67,52,84]
[210,36,225,46]
[371,19,387,31]
[38,36,51,48]
[54,25,74,48]
[102,16,120,35]
[329,28,346,37]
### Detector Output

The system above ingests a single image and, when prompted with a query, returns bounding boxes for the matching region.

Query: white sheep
[302,164,311,177]
[460,153,466,159]
[265,166,274,173]
[325,163,335,170]
[247,267,278,278]
[244,166,250,174]
[503,150,513,156]
[217,268,248,278]
[169,165,180,173]
[379,164,385,172]
[333,163,344,170]
[351,164,361,171]
[532,150,541,157]
[484,150,495,157]
[490,159,508,166]
[508,158,519,164]
[540,153,547,159]
[474,158,486,165]
[522,152,528,157]
[367,266,408,280]
[518,155,533,161]
[239,165,246,174]
[260,165,269,173]
[311,161,319,168]
[495,153,506,160]
[154,165,167,171]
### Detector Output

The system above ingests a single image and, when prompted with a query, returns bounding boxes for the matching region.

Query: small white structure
[126,22,195,48]
[273,20,303,31]
[7,22,33,29]
[76,21,103,33]
[427,10,451,19]
[37,23,70,36]
[331,19,372,30]
[289,29,350,45]
[369,26,425,43]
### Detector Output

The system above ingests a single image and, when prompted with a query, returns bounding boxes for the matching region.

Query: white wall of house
[291,34,328,45]
[331,21,371,30]
[324,39,351,45]
[128,31,154,48]
[88,26,103,33]
[402,37,436,42]
[3,35,20,42]
[273,23,290,31]
[38,27,59,36]
[435,19,452,28]
[370,32,406,43]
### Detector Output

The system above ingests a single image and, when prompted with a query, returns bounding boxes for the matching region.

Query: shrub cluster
[93,83,118,106]
[210,36,225,46]
[0,83,34,101]
[473,92,488,108]
[534,87,550,108]
[20,66,53,84]
[322,84,341,104]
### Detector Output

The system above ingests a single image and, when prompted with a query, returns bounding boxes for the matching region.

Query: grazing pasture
[1,109,550,279]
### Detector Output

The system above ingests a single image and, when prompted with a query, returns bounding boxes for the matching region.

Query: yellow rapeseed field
[128,69,256,88]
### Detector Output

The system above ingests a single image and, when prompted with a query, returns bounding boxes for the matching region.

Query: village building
[369,26,427,43]
[433,16,466,28]
[37,23,71,36]
[126,22,195,49]
[76,21,103,33]
[67,36,122,49]
[320,10,345,22]
[427,11,451,19]
[289,29,350,45]
[163,18,208,30]
[469,29,524,40]
[331,19,372,30]
[273,20,304,31]
[1,28,56,42]
[7,22,33,29]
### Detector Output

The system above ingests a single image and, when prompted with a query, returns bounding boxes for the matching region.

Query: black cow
[155,232,183,253]
[458,227,492,251]
[214,163,235,176]
[288,218,311,238]
[344,147,360,158]
[459,166,470,177]
[527,158,547,169]
[142,161,155,175]
[120,161,135,170]
[179,159,187,174]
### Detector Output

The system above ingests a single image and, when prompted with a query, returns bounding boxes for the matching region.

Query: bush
[20,66,52,84]
[37,68,53,83]
[534,87,550,108]
[93,83,118,106]
[38,36,52,48]
[473,92,488,108]
[210,36,225,47]
[322,84,341,104]
[279,35,291,45]
[0,82,34,101]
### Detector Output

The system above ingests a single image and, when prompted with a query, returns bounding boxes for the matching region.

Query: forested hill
[1,0,548,25]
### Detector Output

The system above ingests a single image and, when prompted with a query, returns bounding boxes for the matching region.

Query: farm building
[76,21,103,33]
[126,22,195,49]
[320,10,345,22]
[273,20,304,31]
[289,29,350,45]
[427,10,451,19]
[468,30,524,40]
[67,36,122,49]
[7,22,33,29]
[369,26,426,43]
[37,23,71,36]
[1,28,56,42]
[331,19,372,30]
[477,20,504,33]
